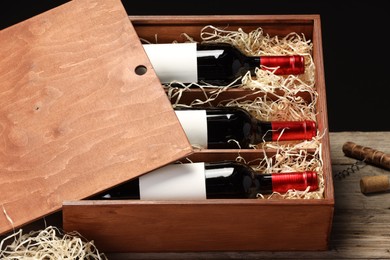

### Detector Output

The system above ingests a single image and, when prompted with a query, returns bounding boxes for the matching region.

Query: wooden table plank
[1,132,390,259]
[106,131,390,259]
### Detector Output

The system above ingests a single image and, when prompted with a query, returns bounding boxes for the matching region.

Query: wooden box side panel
[63,201,333,252]
[128,15,315,43]
[311,17,333,200]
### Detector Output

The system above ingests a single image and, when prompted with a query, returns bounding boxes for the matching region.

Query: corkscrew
[334,160,366,180]
[335,142,390,188]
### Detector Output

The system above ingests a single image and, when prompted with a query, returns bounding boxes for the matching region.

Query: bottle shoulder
[210,106,255,120]
[197,42,250,58]
[204,106,251,114]
[174,106,256,125]
[197,42,238,50]
[205,160,256,174]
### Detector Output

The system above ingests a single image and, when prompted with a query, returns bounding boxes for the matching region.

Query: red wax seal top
[272,171,319,193]
[260,55,305,75]
[271,120,317,141]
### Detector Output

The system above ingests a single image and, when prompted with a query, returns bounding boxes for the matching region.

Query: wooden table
[1,132,390,259]
[107,131,390,259]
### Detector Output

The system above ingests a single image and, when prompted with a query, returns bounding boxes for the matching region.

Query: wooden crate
[62,14,334,252]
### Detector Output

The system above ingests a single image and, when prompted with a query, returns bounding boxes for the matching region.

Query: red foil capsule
[260,55,305,75]
[271,120,317,141]
[272,171,319,193]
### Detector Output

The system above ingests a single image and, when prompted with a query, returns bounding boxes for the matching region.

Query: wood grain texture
[2,132,388,258]
[60,14,334,254]
[63,200,333,252]
[0,0,192,235]
[128,15,316,43]
[104,132,390,259]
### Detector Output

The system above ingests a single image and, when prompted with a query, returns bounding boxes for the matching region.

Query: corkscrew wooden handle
[342,141,390,170]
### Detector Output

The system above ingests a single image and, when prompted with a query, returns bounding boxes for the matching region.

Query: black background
[1,1,388,132]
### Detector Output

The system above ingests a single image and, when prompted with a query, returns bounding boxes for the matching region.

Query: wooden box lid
[0,0,192,235]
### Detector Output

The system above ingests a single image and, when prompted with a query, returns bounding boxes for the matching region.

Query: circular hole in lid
[135,65,147,76]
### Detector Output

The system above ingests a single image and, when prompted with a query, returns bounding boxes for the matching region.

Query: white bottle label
[139,162,206,200]
[142,43,198,84]
[174,110,208,149]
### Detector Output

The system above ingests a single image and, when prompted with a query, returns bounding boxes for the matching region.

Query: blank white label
[175,110,208,148]
[139,162,206,200]
[142,43,198,84]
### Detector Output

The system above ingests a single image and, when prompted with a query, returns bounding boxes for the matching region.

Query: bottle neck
[196,43,305,76]
[247,56,261,71]
[205,161,318,198]
[254,120,273,144]
[259,55,305,75]
[268,120,317,141]
[253,114,318,143]
[266,171,319,193]
[255,171,318,194]
[204,160,260,198]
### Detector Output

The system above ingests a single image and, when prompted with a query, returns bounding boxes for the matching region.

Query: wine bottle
[174,106,317,149]
[142,42,305,85]
[94,161,318,200]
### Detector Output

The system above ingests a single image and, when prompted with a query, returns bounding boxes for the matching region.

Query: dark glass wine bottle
[174,106,317,149]
[142,42,305,85]
[93,161,318,200]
